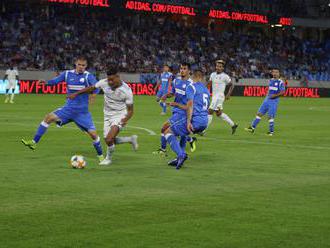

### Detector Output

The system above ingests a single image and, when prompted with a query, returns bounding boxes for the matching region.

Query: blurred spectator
[0,3,329,80]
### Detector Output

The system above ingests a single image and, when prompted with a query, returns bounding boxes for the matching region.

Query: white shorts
[209,96,225,111]
[6,80,17,90]
[103,113,126,138]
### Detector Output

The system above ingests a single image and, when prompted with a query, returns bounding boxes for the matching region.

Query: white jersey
[209,72,231,98]
[95,79,133,117]
[5,69,19,82]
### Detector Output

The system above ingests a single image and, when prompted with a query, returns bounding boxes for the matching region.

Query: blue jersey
[171,77,193,115]
[186,82,210,119]
[159,72,173,92]
[48,70,98,112]
[266,79,285,101]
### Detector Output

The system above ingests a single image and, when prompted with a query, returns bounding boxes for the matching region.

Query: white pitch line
[126,125,156,136]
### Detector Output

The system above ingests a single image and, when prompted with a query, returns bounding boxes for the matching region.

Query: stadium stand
[0,1,329,80]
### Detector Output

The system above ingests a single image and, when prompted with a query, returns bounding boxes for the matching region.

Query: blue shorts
[258,99,279,118]
[53,106,96,132]
[156,89,167,99]
[169,113,184,125]
[170,115,207,136]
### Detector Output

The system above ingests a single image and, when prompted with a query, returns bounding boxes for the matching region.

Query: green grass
[0,95,330,248]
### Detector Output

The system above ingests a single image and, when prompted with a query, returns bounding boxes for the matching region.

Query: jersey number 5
[203,94,209,110]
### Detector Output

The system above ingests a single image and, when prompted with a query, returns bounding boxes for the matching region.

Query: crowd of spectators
[0,3,329,80]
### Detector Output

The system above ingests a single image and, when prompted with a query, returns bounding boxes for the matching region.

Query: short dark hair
[271,67,280,71]
[193,69,204,78]
[76,56,87,62]
[106,67,119,76]
[180,62,191,69]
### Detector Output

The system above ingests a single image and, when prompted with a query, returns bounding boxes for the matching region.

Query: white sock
[115,136,132,144]
[220,113,235,127]
[107,144,115,160]
[207,115,213,127]
[10,94,14,101]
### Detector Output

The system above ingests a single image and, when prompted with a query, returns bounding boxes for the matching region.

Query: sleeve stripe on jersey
[85,73,90,86]
[68,85,86,90]
[65,71,69,82]
[189,84,196,94]
[175,89,186,95]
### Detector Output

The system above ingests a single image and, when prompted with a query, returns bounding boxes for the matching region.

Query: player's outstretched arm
[161,92,174,101]
[67,86,96,100]
[270,90,286,99]
[120,104,134,127]
[47,72,66,85]
[186,100,194,133]
[166,102,188,110]
[225,82,234,100]
[155,81,161,92]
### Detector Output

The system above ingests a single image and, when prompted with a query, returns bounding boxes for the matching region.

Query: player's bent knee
[105,137,115,146]
[44,113,58,124]
[88,131,98,140]
[215,110,222,117]
[161,122,170,133]
[163,126,172,135]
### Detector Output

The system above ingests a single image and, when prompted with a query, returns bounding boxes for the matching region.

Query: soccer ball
[70,155,86,169]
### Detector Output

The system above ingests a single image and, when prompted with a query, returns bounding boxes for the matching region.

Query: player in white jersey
[207,60,238,134]
[68,68,138,165]
[3,65,19,103]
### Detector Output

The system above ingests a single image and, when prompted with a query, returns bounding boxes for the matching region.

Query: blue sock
[179,136,187,150]
[162,102,167,113]
[161,134,167,150]
[159,102,163,110]
[186,136,192,143]
[33,121,49,143]
[166,134,184,157]
[93,137,103,156]
[269,119,274,133]
[252,116,261,128]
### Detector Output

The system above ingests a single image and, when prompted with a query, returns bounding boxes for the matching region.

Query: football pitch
[1,94,330,247]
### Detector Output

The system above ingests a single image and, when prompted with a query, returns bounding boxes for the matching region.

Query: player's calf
[267,118,275,136]
[115,135,139,151]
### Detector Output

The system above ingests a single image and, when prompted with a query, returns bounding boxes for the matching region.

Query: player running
[163,69,210,169]
[3,64,19,104]
[245,68,286,136]
[153,63,197,157]
[21,57,104,163]
[207,60,238,134]
[68,67,138,165]
[155,65,173,115]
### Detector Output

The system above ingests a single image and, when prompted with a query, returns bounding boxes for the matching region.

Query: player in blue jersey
[155,65,173,115]
[163,69,210,169]
[245,68,286,136]
[153,63,197,156]
[21,57,104,163]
